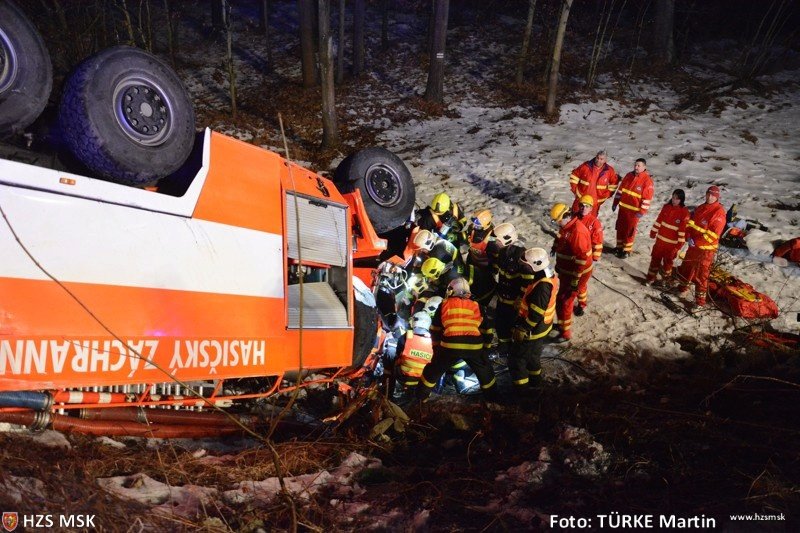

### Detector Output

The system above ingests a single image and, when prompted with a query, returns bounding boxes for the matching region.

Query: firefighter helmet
[412,229,436,251]
[493,222,518,247]
[430,192,451,215]
[421,257,447,279]
[407,274,428,297]
[550,203,570,222]
[410,311,432,332]
[423,295,443,316]
[447,277,471,298]
[522,247,549,272]
[578,194,594,207]
[471,209,493,230]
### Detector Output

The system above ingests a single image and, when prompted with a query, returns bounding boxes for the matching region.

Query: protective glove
[570,278,579,290]
[611,202,618,212]
[649,230,657,239]
[687,237,695,247]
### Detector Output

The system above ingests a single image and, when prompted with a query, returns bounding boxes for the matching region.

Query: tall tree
[299,0,318,87]
[318,0,339,148]
[380,0,389,51]
[336,0,345,84]
[652,0,675,64]
[260,0,273,69]
[223,0,237,117]
[210,0,227,33]
[515,0,537,84]
[424,0,449,104]
[545,0,572,116]
[352,0,366,76]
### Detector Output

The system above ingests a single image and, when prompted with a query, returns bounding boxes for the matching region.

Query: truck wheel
[0,0,52,135]
[352,276,379,368]
[59,46,195,186]
[334,147,416,235]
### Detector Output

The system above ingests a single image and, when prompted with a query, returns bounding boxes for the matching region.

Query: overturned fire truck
[0,0,415,436]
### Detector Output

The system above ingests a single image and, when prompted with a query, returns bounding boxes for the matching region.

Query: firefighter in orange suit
[647,189,690,285]
[569,150,619,216]
[573,194,603,315]
[417,278,498,402]
[612,158,654,258]
[676,185,726,307]
[551,203,592,342]
[510,248,558,393]
[394,312,434,391]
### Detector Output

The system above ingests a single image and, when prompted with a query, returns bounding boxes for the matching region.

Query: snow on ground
[379,73,800,363]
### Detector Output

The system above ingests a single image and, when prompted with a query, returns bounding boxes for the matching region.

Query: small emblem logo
[2,512,18,532]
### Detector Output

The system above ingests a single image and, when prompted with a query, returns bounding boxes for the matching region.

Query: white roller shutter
[288,282,349,328]
[285,194,348,267]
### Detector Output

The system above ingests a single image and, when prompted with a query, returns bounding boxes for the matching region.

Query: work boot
[573,305,585,316]
[677,284,690,296]
[552,331,571,344]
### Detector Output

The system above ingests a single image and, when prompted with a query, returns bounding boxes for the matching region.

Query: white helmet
[447,277,471,298]
[413,229,436,252]
[522,247,549,272]
[493,222,518,247]
[411,312,432,332]
[423,296,443,316]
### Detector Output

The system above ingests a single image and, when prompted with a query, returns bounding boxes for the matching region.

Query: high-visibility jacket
[416,203,467,245]
[554,217,593,278]
[578,212,604,261]
[397,331,434,378]
[436,297,483,351]
[686,201,727,251]
[650,203,690,246]
[462,264,497,305]
[467,227,494,267]
[614,171,654,215]
[570,160,618,206]
[514,275,559,340]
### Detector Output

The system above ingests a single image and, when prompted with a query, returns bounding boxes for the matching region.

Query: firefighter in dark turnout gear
[416,192,467,247]
[492,223,535,353]
[417,278,498,402]
[466,209,495,268]
[510,248,558,393]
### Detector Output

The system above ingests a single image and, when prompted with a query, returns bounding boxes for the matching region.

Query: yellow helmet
[446,277,471,298]
[412,229,436,251]
[493,222,518,247]
[550,203,570,222]
[430,193,451,215]
[471,209,493,230]
[421,257,447,279]
[578,194,594,207]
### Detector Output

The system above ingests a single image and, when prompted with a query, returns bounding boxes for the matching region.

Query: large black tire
[59,46,195,186]
[0,0,52,135]
[352,276,379,369]
[334,147,416,235]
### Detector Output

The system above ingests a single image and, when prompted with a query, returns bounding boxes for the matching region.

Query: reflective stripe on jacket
[651,203,690,246]
[438,297,483,350]
[554,217,593,278]
[578,212,604,261]
[515,276,559,340]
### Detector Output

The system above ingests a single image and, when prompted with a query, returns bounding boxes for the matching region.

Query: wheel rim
[113,75,173,146]
[365,163,403,207]
[0,28,18,95]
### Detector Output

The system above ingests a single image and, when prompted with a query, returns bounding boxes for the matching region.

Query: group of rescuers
[387,149,726,403]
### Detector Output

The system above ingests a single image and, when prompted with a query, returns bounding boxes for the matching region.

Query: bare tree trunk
[353,0,365,76]
[424,0,449,104]
[224,0,237,117]
[117,0,137,45]
[545,0,572,116]
[426,0,435,54]
[652,0,675,64]
[380,0,389,51]
[261,0,273,68]
[163,0,176,66]
[299,0,318,87]
[319,0,339,148]
[515,0,537,84]
[210,0,226,33]
[336,0,345,84]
